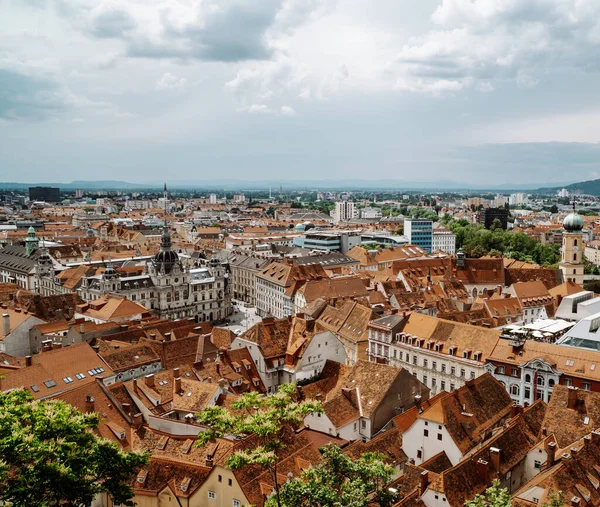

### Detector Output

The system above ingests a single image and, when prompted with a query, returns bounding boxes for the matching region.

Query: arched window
[574,253,577,261]
[510,385,520,396]
[525,374,531,383]
[548,378,555,387]
[574,239,578,246]
[472,288,478,298]
[166,292,172,302]
[537,376,545,386]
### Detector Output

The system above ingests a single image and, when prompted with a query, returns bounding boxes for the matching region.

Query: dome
[28,226,35,234]
[153,249,179,274]
[563,212,584,232]
[295,223,305,232]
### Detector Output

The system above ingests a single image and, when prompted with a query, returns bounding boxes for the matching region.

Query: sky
[2,0,600,186]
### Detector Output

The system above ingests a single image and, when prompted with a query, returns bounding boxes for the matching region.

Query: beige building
[228,254,271,304]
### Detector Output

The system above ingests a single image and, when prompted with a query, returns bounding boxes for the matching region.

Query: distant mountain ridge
[538,178,600,196]
[0,178,576,192]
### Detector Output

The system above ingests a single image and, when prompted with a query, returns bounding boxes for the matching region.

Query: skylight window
[43,379,57,388]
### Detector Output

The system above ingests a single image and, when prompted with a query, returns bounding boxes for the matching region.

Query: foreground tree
[195,383,322,507]
[0,389,149,507]
[465,480,511,507]
[265,443,397,507]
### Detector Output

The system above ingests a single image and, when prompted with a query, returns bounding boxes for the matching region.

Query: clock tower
[559,202,584,286]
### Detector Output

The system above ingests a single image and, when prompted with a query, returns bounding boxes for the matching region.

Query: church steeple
[152,182,179,274]
[25,226,39,255]
[559,200,584,285]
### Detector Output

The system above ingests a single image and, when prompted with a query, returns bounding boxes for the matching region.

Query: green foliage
[465,479,511,507]
[266,444,397,507]
[196,383,322,507]
[0,389,149,507]
[541,490,564,507]
[444,217,560,267]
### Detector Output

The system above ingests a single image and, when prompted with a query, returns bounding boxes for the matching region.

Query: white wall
[403,418,462,465]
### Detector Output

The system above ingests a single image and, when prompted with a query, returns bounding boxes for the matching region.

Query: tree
[541,491,564,507]
[266,444,396,507]
[195,383,322,507]
[0,389,149,507]
[465,479,511,507]
[549,204,559,214]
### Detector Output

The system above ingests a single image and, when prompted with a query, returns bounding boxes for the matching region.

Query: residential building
[334,201,356,223]
[304,359,429,440]
[255,261,326,318]
[509,193,527,206]
[584,239,600,265]
[369,313,500,395]
[431,224,456,254]
[359,207,382,219]
[0,308,45,356]
[228,254,271,304]
[404,219,433,253]
[508,281,554,324]
[294,277,370,312]
[74,295,151,324]
[346,244,427,271]
[402,373,513,465]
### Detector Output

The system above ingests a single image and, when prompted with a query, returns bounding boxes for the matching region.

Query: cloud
[245,104,271,113]
[391,0,600,93]
[87,4,136,39]
[156,72,188,91]
[280,105,296,116]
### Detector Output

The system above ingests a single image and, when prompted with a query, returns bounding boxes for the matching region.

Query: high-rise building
[477,207,509,230]
[75,189,84,199]
[334,201,356,224]
[29,186,60,202]
[209,194,217,204]
[404,218,433,252]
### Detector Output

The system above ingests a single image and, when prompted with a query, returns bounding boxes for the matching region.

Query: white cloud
[156,72,188,91]
[391,0,600,94]
[280,105,296,116]
[245,104,271,114]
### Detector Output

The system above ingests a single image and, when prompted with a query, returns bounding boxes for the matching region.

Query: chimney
[475,458,489,483]
[25,355,32,367]
[122,402,130,412]
[132,412,143,429]
[79,322,85,333]
[545,441,557,467]
[496,285,502,296]
[145,374,155,388]
[51,342,62,350]
[175,377,182,393]
[489,447,501,471]
[419,470,429,495]
[571,497,581,506]
[570,447,579,457]
[2,313,10,336]
[85,395,95,412]
[414,394,422,412]
[173,367,180,378]
[511,403,523,418]
[592,430,600,444]
[567,386,579,410]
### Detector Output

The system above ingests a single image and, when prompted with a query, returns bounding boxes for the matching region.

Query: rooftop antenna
[163,183,168,228]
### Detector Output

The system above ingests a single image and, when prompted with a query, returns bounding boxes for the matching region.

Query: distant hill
[538,178,600,196]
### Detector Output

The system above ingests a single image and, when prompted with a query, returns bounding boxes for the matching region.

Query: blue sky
[2,0,600,185]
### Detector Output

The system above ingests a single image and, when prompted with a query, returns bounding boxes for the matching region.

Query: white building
[509,193,527,206]
[368,313,498,396]
[431,225,456,254]
[359,207,382,220]
[558,188,570,198]
[555,291,600,321]
[334,201,357,224]
[209,194,217,204]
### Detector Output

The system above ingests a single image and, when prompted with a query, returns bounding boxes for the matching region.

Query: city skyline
[3,1,600,184]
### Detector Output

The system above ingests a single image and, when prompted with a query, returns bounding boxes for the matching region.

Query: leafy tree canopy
[0,389,148,507]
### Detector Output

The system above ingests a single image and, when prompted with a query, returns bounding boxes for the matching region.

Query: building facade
[404,219,433,253]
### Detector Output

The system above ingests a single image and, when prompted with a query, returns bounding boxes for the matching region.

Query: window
[361,420,366,429]
[208,491,216,500]
[423,359,428,368]
[43,379,57,388]
[451,366,456,376]
[534,460,541,469]
[510,385,520,396]
[564,378,573,387]
[229,479,232,486]
[537,376,545,386]
[583,382,591,391]
[470,371,476,379]
[437,433,442,441]
[525,388,531,399]
[432,361,437,371]
[30,384,39,393]
[525,374,531,383]
[233,501,241,507]
[450,383,455,392]
[218,475,222,483]
[441,380,446,390]
[417,450,422,459]
[511,368,518,377]
[497,366,505,374]
[423,375,428,385]
[424,429,429,437]
[413,355,417,365]
[441,364,446,373]
[460,369,465,378]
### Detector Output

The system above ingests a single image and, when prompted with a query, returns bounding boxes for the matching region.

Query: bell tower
[559,201,584,286]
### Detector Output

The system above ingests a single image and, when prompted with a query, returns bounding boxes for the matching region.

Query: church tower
[559,202,584,286]
[25,226,39,255]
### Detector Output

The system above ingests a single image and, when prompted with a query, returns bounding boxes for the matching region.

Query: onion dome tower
[559,201,584,286]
